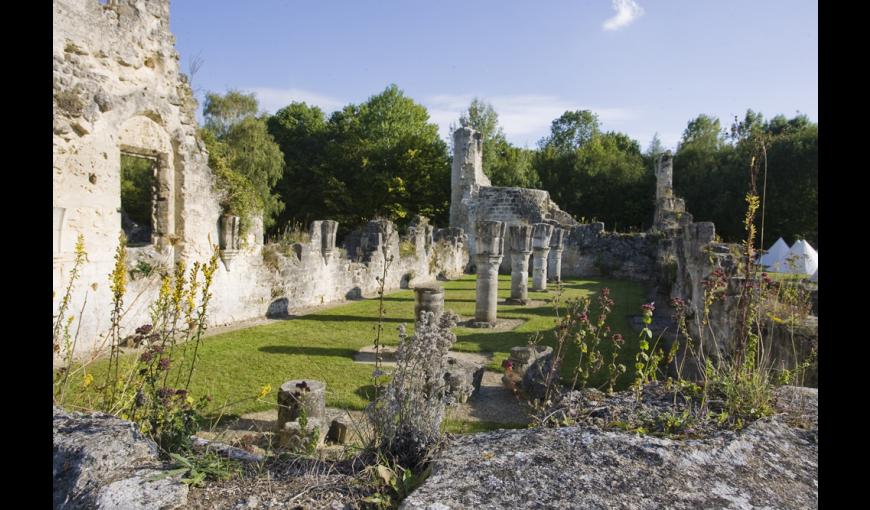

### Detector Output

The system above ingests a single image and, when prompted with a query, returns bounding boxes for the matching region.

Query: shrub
[56,235,223,454]
[366,310,459,469]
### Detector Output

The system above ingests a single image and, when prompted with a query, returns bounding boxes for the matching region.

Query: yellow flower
[83,373,94,388]
[186,396,195,406]
[258,384,272,399]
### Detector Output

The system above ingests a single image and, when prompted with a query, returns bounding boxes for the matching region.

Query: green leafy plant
[58,236,223,455]
[632,303,677,403]
[152,450,239,487]
[129,260,156,280]
[363,454,428,509]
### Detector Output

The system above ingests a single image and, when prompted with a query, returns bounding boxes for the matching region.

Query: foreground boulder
[402,387,817,509]
[53,407,188,510]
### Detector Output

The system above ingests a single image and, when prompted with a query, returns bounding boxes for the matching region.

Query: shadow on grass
[452,330,537,354]
[297,314,411,324]
[258,345,359,358]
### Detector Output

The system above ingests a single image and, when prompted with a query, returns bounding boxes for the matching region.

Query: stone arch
[117,114,175,246]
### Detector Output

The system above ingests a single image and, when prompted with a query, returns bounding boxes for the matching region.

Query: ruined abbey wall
[52,0,466,358]
[449,127,579,273]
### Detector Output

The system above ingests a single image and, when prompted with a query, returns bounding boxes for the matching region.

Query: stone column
[547,227,566,283]
[414,285,445,324]
[277,380,327,430]
[531,223,554,291]
[473,221,506,327]
[506,224,533,305]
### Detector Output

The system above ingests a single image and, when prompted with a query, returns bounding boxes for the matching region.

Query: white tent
[758,237,790,271]
[782,240,818,275]
[810,269,818,282]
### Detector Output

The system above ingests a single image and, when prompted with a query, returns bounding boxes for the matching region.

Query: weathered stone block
[509,345,553,377]
[414,285,445,324]
[444,356,485,403]
[277,380,326,431]
[326,418,349,445]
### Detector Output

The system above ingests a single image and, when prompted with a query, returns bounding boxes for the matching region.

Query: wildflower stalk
[103,234,128,411]
[372,222,395,404]
[185,248,219,390]
[53,234,87,351]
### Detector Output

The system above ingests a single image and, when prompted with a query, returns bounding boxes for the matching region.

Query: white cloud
[245,87,346,114]
[423,94,636,147]
[602,0,644,31]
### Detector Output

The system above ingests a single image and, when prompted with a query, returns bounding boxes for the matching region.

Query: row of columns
[473,220,567,326]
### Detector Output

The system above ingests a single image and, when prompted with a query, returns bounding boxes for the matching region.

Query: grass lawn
[64,275,647,421]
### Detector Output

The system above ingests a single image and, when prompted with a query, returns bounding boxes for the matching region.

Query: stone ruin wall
[560,223,659,281]
[449,126,658,281]
[449,127,580,273]
[52,0,467,358]
[262,219,467,318]
[448,131,816,380]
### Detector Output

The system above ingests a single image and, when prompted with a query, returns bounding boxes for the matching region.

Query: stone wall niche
[218,214,241,271]
[320,220,338,258]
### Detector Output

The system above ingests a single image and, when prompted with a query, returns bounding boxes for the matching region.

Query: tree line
[199,85,817,247]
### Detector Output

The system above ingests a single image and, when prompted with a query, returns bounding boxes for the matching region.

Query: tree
[534,111,651,230]
[459,98,502,146]
[674,111,818,247]
[645,133,665,160]
[538,110,600,152]
[452,98,540,188]
[201,91,285,231]
[267,102,329,229]
[203,90,259,138]
[266,85,451,234]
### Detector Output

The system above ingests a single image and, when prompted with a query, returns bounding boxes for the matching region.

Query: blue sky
[170,0,817,151]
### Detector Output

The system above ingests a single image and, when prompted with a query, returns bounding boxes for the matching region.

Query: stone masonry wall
[262,220,467,317]
[53,0,468,358]
[450,127,578,272]
[54,0,227,357]
[560,222,659,281]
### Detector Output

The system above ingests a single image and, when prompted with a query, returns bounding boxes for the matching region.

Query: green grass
[63,275,647,420]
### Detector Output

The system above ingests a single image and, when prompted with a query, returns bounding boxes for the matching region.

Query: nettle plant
[531,284,628,411]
